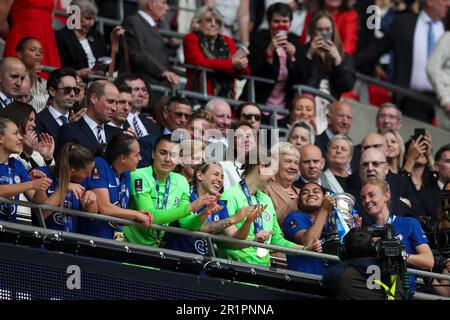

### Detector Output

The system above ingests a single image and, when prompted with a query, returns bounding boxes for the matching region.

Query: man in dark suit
[56,80,122,155]
[354,0,449,123]
[0,57,27,108]
[36,68,79,142]
[348,148,425,226]
[114,73,162,167]
[122,0,180,106]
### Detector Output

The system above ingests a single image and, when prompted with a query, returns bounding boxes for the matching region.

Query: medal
[257,247,269,258]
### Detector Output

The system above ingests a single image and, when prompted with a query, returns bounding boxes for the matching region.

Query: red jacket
[183,32,250,99]
[299,10,358,56]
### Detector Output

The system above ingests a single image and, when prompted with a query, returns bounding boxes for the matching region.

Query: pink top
[266,48,289,116]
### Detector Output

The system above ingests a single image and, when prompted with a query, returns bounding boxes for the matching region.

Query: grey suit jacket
[122,12,171,87]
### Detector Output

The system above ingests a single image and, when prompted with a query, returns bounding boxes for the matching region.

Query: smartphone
[413,128,426,140]
[234,46,250,59]
[322,31,333,42]
[276,25,289,37]
[92,56,112,72]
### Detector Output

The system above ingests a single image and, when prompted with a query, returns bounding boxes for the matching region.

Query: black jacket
[242,30,309,108]
[55,27,109,70]
[35,108,61,142]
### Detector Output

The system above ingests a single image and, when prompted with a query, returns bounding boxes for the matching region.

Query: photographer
[323,228,404,300]
[361,179,434,293]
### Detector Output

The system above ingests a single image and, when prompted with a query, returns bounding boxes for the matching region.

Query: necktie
[2,97,12,106]
[427,20,437,58]
[59,115,69,125]
[96,125,104,144]
[133,115,143,138]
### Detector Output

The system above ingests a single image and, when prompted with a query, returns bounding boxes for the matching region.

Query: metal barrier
[1,195,450,290]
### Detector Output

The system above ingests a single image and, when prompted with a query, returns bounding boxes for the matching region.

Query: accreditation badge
[257,247,269,258]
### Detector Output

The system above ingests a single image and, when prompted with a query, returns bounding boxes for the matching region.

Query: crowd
[0,0,450,299]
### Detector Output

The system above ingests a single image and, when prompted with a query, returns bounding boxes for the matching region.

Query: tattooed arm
[200,217,235,234]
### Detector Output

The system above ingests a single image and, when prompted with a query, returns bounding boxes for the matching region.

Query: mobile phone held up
[412,128,426,141]
[276,25,289,37]
[322,31,333,42]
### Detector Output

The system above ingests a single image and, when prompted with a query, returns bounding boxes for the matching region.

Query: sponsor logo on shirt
[289,220,297,229]
[264,211,271,221]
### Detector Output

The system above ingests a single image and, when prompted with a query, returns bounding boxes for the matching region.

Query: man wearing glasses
[162,96,192,137]
[376,103,403,133]
[36,68,79,143]
[350,148,425,226]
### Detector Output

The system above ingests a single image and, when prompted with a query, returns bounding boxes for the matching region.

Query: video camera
[367,224,408,275]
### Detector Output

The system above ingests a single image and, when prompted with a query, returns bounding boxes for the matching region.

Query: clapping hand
[35,133,55,161]
[254,229,273,243]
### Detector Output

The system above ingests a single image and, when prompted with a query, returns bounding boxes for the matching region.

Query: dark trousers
[399,94,436,124]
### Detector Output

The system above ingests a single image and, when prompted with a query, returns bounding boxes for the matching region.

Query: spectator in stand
[376,102,403,133]
[323,134,355,193]
[35,68,79,143]
[189,109,214,143]
[243,2,309,113]
[435,144,450,191]
[266,142,301,226]
[300,0,358,56]
[183,6,250,100]
[17,74,32,104]
[1,0,60,71]
[287,119,315,153]
[0,117,52,222]
[236,102,262,132]
[55,0,125,80]
[205,98,232,156]
[37,143,97,232]
[354,0,449,124]
[162,96,193,136]
[402,133,440,220]
[304,11,356,100]
[381,128,404,174]
[0,57,27,109]
[220,146,322,266]
[108,84,133,131]
[293,144,333,190]
[82,134,153,240]
[315,101,352,157]
[1,102,55,170]
[284,182,335,275]
[56,80,123,155]
[15,37,48,113]
[278,94,317,130]
[122,0,181,107]
[427,13,450,130]
[220,121,257,189]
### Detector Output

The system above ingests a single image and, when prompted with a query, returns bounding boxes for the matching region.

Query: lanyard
[239,179,263,233]
[152,169,170,243]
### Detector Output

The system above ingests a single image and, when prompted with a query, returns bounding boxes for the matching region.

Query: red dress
[4,0,61,69]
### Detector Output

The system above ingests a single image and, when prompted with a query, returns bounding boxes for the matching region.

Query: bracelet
[405,253,411,260]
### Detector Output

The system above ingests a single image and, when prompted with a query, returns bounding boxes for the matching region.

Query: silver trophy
[325,193,356,243]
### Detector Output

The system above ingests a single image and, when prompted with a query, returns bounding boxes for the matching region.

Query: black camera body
[367,224,407,275]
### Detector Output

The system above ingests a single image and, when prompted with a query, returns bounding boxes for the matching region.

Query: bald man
[347,148,425,226]
[350,132,388,173]
[315,101,353,157]
[0,57,27,108]
[293,144,333,191]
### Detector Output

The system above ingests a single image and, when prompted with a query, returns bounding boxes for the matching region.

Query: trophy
[324,193,356,254]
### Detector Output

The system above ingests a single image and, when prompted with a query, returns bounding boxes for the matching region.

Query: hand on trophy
[353,215,363,228]
[322,194,335,214]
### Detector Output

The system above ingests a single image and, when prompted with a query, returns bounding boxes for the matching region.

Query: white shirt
[108,121,124,129]
[220,160,243,189]
[438,180,444,191]
[410,10,445,92]
[138,10,157,28]
[79,39,96,68]
[83,114,106,143]
[48,106,70,126]
[127,112,149,137]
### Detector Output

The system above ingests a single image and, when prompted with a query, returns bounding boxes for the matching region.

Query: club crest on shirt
[53,212,64,225]
[174,197,179,205]
[213,214,220,222]
[14,175,21,183]
[289,220,297,229]
[91,167,100,180]
[134,179,143,192]
[264,211,271,221]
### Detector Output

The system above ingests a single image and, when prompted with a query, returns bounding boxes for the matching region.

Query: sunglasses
[57,86,81,95]
[242,113,261,121]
